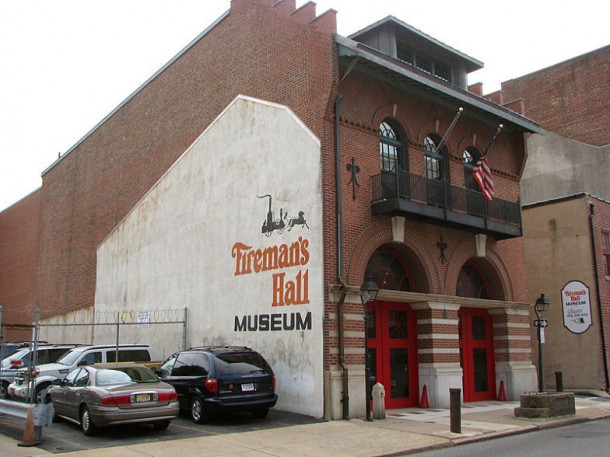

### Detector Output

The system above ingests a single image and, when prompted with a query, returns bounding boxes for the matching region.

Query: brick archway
[445,236,514,301]
[346,219,439,293]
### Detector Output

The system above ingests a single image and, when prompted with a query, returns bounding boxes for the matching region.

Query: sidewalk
[3,394,610,457]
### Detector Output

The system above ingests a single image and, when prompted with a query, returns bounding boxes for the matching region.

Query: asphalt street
[0,408,323,454]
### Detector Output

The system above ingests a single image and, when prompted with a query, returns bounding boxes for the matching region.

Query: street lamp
[534,293,550,392]
[360,278,379,421]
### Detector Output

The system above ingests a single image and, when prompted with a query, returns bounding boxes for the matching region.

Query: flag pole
[434,107,463,154]
[482,124,503,155]
[464,123,504,189]
[472,124,503,202]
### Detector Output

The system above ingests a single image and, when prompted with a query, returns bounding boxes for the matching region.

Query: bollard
[555,372,563,392]
[372,382,386,419]
[449,388,461,434]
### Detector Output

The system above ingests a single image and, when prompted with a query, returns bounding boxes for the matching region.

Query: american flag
[473,153,494,201]
[473,125,502,202]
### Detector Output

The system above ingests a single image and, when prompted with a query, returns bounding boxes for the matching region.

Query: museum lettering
[234,311,312,332]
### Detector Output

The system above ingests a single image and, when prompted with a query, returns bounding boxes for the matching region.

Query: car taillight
[205,377,218,393]
[272,375,276,390]
[158,391,178,402]
[101,394,131,406]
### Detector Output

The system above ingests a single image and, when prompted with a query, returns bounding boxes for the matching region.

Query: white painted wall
[95,95,324,417]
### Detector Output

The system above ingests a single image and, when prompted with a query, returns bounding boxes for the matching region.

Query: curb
[376,412,610,457]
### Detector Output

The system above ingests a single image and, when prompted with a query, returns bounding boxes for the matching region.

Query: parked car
[1,344,77,398]
[46,363,179,435]
[156,346,277,423]
[1,341,31,360]
[8,344,154,402]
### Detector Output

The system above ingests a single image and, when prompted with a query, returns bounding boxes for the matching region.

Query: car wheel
[153,420,170,431]
[0,381,7,399]
[252,408,269,419]
[80,406,98,436]
[35,383,50,404]
[190,396,209,424]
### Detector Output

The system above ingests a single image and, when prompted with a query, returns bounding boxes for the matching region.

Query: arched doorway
[457,262,496,401]
[364,246,419,408]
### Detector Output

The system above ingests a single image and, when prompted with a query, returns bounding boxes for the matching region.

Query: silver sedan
[47,363,179,435]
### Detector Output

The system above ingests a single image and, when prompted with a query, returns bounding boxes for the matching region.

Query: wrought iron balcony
[371,170,522,239]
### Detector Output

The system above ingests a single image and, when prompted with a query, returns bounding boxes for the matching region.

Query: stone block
[514,392,575,418]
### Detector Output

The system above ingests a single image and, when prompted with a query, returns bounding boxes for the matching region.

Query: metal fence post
[29,310,40,404]
[115,312,120,361]
[182,307,188,350]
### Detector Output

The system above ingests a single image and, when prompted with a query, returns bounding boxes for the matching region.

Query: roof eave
[336,35,540,134]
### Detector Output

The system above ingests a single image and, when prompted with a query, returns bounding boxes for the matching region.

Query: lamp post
[360,278,379,422]
[534,293,550,392]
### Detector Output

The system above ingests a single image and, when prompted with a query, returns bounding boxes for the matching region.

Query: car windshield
[214,352,271,376]
[1,347,23,361]
[96,367,159,386]
[57,350,84,366]
[1,348,29,368]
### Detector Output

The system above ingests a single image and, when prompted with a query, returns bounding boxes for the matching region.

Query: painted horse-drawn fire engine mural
[258,194,309,236]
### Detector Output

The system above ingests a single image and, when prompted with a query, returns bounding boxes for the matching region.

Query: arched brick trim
[445,237,514,301]
[345,219,438,293]
[456,135,476,158]
[371,104,413,140]
[416,119,438,144]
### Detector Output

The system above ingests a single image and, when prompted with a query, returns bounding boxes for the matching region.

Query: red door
[367,301,418,408]
[459,308,496,402]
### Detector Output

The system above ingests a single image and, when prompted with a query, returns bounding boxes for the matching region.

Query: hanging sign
[561,280,592,334]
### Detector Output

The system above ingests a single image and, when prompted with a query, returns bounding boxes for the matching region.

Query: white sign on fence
[137,310,150,328]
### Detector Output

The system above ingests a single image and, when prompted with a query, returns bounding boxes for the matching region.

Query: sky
[0,0,607,211]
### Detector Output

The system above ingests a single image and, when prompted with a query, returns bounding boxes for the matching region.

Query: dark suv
[157,346,278,423]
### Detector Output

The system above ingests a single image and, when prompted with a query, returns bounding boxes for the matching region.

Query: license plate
[133,393,152,403]
[241,383,255,392]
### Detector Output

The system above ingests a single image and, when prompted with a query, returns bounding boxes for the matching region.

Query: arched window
[456,263,488,299]
[462,147,481,192]
[379,120,405,172]
[424,134,445,181]
[364,247,412,291]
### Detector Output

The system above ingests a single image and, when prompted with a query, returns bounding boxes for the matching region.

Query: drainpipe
[335,59,360,420]
[589,202,610,391]
[337,282,349,419]
[335,94,350,419]
[335,93,344,281]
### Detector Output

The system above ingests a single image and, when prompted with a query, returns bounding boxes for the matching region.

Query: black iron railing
[372,170,521,228]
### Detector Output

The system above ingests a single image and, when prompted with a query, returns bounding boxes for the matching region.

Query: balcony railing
[371,170,522,239]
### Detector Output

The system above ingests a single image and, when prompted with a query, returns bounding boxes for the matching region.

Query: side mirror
[155,369,169,378]
[52,378,62,386]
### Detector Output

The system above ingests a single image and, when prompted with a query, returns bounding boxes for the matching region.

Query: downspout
[589,202,610,391]
[335,93,350,419]
[335,57,359,420]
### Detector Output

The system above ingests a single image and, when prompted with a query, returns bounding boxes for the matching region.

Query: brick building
[502,45,609,147]
[0,0,541,417]
[509,46,610,393]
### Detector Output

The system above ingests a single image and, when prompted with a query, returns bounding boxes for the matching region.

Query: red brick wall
[335,72,527,290]
[32,0,338,319]
[0,191,40,340]
[501,46,610,147]
[323,69,530,368]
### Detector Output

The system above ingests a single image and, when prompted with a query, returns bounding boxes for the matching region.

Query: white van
[8,344,154,402]
[1,344,77,397]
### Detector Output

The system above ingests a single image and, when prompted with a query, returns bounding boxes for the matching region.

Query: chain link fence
[36,308,188,362]
[1,306,188,364]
